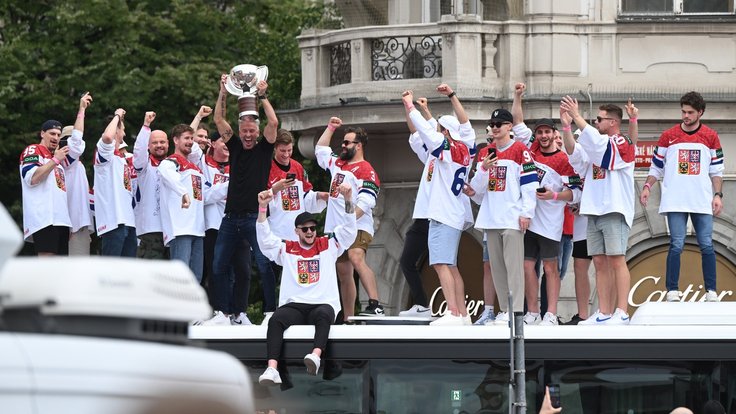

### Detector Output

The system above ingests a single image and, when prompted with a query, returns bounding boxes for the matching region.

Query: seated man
[255,183,357,386]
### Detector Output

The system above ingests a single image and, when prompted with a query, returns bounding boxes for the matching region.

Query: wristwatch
[714,192,724,198]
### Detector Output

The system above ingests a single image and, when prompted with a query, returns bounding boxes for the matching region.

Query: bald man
[670,407,694,414]
[132,111,170,259]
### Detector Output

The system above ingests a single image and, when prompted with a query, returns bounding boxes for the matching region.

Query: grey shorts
[586,213,630,256]
[428,220,462,266]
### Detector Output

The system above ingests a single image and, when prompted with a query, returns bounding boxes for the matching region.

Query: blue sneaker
[474,308,496,325]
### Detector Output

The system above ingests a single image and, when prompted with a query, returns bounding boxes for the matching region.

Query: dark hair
[599,104,623,121]
[105,114,124,130]
[703,400,726,414]
[196,124,209,134]
[171,124,194,139]
[344,126,368,146]
[275,129,294,146]
[680,91,706,113]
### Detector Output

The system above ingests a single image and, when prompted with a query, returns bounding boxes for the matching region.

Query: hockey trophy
[225,64,269,119]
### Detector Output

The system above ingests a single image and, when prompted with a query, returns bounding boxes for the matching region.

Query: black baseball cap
[534,118,556,132]
[41,120,63,132]
[294,212,318,228]
[489,109,513,124]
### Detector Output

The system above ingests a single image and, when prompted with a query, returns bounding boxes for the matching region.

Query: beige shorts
[337,230,373,262]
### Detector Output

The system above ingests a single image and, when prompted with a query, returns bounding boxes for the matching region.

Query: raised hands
[560,96,581,119]
[114,108,126,120]
[258,189,274,207]
[220,74,228,94]
[256,80,268,97]
[197,105,212,119]
[401,90,414,108]
[79,92,93,110]
[144,111,156,127]
[436,84,454,96]
[514,82,526,97]
[625,97,638,119]
[328,116,342,130]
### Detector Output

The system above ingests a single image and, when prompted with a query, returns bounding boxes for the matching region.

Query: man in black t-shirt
[198,74,278,326]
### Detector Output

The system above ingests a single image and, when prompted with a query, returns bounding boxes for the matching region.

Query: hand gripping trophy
[224,64,269,119]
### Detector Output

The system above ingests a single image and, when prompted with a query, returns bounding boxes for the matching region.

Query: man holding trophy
[201,65,279,326]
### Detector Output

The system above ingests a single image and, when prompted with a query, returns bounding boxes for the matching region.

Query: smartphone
[548,384,561,409]
[286,173,297,180]
[536,187,546,193]
[59,139,68,148]
[486,147,497,160]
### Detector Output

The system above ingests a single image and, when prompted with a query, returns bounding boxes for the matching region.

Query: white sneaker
[523,312,541,325]
[666,290,680,302]
[493,311,509,326]
[705,290,719,302]
[398,304,431,318]
[231,312,252,326]
[463,315,472,326]
[474,308,496,325]
[604,308,630,325]
[429,313,465,326]
[304,353,321,375]
[261,312,274,325]
[196,311,231,326]
[258,367,282,386]
[578,310,611,325]
[539,312,559,326]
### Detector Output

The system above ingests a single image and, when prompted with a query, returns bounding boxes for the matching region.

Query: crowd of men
[20,77,725,343]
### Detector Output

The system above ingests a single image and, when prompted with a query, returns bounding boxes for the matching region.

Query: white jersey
[158,154,207,245]
[256,213,357,319]
[132,126,164,236]
[93,139,136,235]
[409,110,472,231]
[19,143,72,240]
[315,145,380,236]
[201,156,230,231]
[648,123,724,215]
[528,162,582,241]
[569,126,636,227]
[65,129,93,233]
[267,159,326,241]
[572,212,588,242]
[470,142,538,230]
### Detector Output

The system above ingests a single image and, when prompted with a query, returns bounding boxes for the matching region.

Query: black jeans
[266,303,335,361]
[399,219,430,307]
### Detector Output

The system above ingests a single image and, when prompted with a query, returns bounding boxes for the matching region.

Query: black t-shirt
[225,136,275,213]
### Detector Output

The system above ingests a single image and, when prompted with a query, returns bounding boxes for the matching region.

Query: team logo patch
[22,154,40,165]
[297,259,320,285]
[592,165,606,180]
[427,159,435,182]
[281,185,301,211]
[488,166,507,192]
[522,162,537,173]
[536,167,546,183]
[54,167,66,192]
[677,149,700,175]
[192,175,203,201]
[213,173,229,185]
[329,173,346,198]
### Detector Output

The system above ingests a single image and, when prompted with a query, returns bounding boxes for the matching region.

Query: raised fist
[144,111,156,126]
[198,105,212,118]
[514,83,526,96]
[328,117,342,129]
[79,92,93,110]
[436,84,453,96]
[114,108,126,119]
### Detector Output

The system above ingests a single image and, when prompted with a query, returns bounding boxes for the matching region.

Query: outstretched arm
[437,83,468,124]
[625,97,639,145]
[214,74,234,144]
[257,80,278,143]
[511,82,525,125]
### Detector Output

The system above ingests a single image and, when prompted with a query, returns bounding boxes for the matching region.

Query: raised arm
[511,82,525,125]
[256,190,284,264]
[213,74,234,144]
[625,97,639,145]
[317,117,341,148]
[437,83,468,124]
[256,80,278,143]
[559,105,576,156]
[132,111,156,171]
[101,108,125,145]
[66,92,93,163]
[190,105,212,132]
[560,96,590,132]
[74,92,92,134]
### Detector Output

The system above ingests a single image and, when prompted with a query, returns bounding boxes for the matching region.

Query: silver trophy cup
[225,64,269,119]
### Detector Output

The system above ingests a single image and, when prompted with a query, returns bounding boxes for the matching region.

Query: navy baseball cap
[41,120,63,132]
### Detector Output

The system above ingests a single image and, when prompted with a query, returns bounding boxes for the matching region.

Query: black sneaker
[563,314,583,325]
[359,300,384,316]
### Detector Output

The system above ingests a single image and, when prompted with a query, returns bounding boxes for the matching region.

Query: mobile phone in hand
[59,139,68,149]
[548,384,561,409]
[286,173,296,180]
[486,147,497,160]
[536,187,546,193]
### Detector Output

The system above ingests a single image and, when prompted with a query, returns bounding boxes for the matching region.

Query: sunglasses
[596,116,614,123]
[342,140,359,146]
[488,122,510,129]
[297,225,317,233]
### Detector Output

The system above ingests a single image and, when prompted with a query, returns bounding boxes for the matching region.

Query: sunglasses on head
[297,225,317,233]
[488,122,509,129]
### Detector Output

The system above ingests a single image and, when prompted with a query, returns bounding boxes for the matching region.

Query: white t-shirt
[158,153,207,245]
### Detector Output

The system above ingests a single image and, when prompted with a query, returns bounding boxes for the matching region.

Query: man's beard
[339,147,356,161]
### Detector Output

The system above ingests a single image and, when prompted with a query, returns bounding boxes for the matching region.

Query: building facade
[279,0,736,319]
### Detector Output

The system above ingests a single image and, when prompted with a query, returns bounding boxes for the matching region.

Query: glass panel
[621,0,671,12]
[683,0,729,13]
[244,360,366,413]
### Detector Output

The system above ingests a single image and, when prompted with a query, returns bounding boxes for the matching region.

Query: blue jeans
[100,225,137,257]
[169,235,204,283]
[558,234,573,279]
[666,212,716,292]
[212,214,277,314]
